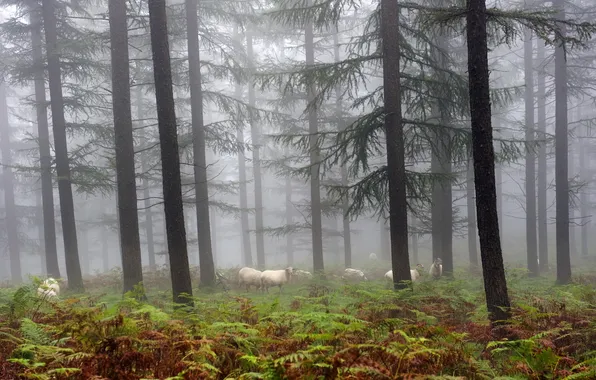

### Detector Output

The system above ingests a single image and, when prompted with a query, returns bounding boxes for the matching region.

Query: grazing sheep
[292,269,313,283]
[384,265,423,283]
[342,268,368,282]
[238,267,263,292]
[261,267,293,293]
[369,252,378,260]
[37,277,60,299]
[429,258,443,278]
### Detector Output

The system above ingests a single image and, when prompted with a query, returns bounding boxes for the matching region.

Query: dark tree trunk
[569,143,576,257]
[36,191,46,275]
[136,71,156,270]
[536,37,549,271]
[30,5,60,279]
[305,17,324,274]
[467,157,478,267]
[333,30,352,268]
[380,0,410,288]
[411,216,419,265]
[554,0,571,284]
[524,29,538,276]
[466,0,511,324]
[0,82,22,284]
[148,0,193,304]
[245,31,266,270]
[41,0,84,291]
[185,0,215,286]
[108,0,145,294]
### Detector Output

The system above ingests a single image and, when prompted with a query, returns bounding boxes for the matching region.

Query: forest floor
[1,265,596,379]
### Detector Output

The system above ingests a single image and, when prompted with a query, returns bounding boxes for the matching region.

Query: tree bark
[411,216,419,265]
[554,0,571,284]
[108,0,145,294]
[41,0,84,291]
[467,157,478,267]
[185,0,216,286]
[30,5,60,279]
[380,0,410,289]
[136,71,156,270]
[0,82,22,284]
[524,28,538,276]
[466,0,511,324]
[246,30,266,270]
[36,191,46,275]
[305,15,325,274]
[579,131,588,257]
[536,36,548,271]
[148,0,194,304]
[284,147,294,265]
[332,29,352,268]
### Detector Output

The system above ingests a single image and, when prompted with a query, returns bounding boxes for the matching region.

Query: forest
[1,0,596,378]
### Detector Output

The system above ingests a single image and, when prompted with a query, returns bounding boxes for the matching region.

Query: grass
[1,265,596,379]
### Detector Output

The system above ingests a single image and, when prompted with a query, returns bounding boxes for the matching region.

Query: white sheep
[384,264,424,283]
[37,277,60,299]
[292,269,313,283]
[261,267,293,293]
[238,267,263,292]
[369,252,378,260]
[342,268,368,282]
[429,258,443,278]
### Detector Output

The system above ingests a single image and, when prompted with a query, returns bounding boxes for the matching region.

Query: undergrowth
[1,269,596,379]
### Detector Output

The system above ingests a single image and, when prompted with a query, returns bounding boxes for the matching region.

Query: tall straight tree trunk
[36,191,46,275]
[411,216,419,265]
[430,34,453,276]
[148,0,193,304]
[0,82,22,283]
[467,157,478,267]
[81,226,90,274]
[524,29,538,276]
[494,115,503,242]
[41,0,84,291]
[30,5,60,279]
[569,128,576,257]
[136,72,156,270]
[380,0,410,289]
[109,0,144,294]
[579,132,588,257]
[284,157,294,265]
[185,0,215,286]
[536,36,548,271]
[332,29,352,267]
[554,0,571,284]
[305,17,325,274]
[246,31,266,270]
[236,84,253,267]
[466,0,511,324]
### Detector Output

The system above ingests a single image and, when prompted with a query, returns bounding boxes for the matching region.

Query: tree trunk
[108,0,145,294]
[284,147,294,265]
[305,14,325,275]
[430,34,453,276]
[494,113,503,243]
[36,191,46,275]
[467,157,478,267]
[380,0,410,288]
[0,82,22,284]
[536,35,549,271]
[30,5,60,279]
[411,216,419,265]
[148,0,194,304]
[41,0,84,291]
[466,0,511,324]
[185,0,216,287]
[524,28,538,276]
[569,137,576,258]
[81,226,90,275]
[136,71,156,271]
[246,31,266,270]
[554,0,571,284]
[333,29,352,268]
[579,132,588,257]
